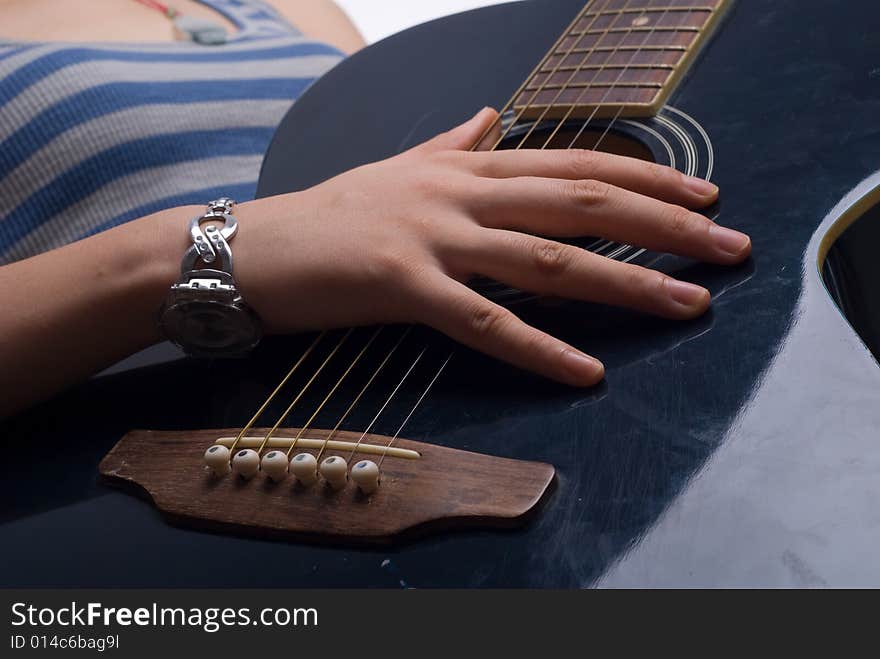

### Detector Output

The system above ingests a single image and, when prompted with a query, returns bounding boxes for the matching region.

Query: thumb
[414,107,501,153]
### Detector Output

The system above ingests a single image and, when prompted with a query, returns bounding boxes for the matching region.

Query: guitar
[4,0,880,587]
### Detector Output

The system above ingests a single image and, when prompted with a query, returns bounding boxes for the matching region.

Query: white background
[334,0,515,44]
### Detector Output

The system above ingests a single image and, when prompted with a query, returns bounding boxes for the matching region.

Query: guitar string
[540,0,644,150]
[542,2,693,265]
[311,325,413,464]
[480,0,616,152]
[228,331,325,458]
[509,0,631,151]
[279,326,383,458]
[378,354,451,469]
[230,1,691,475]
[469,1,606,153]
[254,327,353,455]
[231,3,615,468]
[373,1,690,462]
[346,346,428,463]
[370,2,647,464]
[312,326,413,465]
[570,1,682,152]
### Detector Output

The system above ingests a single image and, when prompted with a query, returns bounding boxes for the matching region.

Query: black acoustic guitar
[4,0,880,587]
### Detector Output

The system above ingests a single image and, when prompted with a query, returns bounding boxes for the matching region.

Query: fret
[581,6,717,17]
[517,86,657,110]
[544,50,683,69]
[572,26,702,36]
[574,9,710,33]
[558,31,697,52]
[526,82,665,90]
[531,66,671,88]
[540,63,676,71]
[513,0,733,120]
[557,45,689,53]
[591,0,723,9]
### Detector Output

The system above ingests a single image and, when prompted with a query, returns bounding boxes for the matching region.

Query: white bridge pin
[290,452,318,487]
[204,444,231,476]
[350,460,380,494]
[319,456,348,490]
[231,448,260,479]
[260,451,289,482]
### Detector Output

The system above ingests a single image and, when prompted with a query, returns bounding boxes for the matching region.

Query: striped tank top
[0,0,344,265]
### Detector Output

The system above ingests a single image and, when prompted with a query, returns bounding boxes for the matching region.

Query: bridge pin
[260,451,289,482]
[231,448,260,479]
[350,460,380,494]
[204,444,231,476]
[319,456,348,490]
[290,452,318,487]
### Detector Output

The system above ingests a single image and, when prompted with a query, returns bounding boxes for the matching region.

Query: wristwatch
[159,198,262,357]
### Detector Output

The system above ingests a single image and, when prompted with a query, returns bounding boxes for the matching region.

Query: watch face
[161,299,261,357]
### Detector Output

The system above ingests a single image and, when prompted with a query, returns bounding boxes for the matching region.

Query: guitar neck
[513,0,733,120]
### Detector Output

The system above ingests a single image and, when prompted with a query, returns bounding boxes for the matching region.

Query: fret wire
[581,6,715,17]
[587,3,686,152]
[540,63,675,72]
[512,0,636,149]
[546,1,679,150]
[470,1,602,151]
[486,0,617,150]
[526,82,664,90]
[536,0,652,148]
[553,45,688,53]
[572,26,702,35]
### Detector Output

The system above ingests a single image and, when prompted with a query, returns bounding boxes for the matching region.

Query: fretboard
[514,0,733,120]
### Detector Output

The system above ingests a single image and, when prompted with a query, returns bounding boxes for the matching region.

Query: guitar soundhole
[498,123,655,162]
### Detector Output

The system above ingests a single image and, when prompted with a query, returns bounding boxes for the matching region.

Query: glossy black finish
[4,0,880,587]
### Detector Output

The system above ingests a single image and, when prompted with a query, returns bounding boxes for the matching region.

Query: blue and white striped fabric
[0,0,344,264]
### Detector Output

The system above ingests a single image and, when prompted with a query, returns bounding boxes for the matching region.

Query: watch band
[159,198,262,357]
[183,197,238,273]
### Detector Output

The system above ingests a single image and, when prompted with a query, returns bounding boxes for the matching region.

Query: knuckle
[466,302,510,339]
[666,206,700,235]
[530,240,570,277]
[649,162,678,186]
[625,267,665,299]
[370,249,417,283]
[568,178,611,206]
[569,149,601,178]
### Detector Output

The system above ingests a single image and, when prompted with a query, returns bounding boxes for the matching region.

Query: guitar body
[4,0,880,587]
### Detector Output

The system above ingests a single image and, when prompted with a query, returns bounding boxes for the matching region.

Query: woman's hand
[233,108,751,387]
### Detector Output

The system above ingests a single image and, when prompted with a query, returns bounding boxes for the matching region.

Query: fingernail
[684,176,718,197]
[562,350,604,384]
[710,225,751,257]
[666,279,709,307]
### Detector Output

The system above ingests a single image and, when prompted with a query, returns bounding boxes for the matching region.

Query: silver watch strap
[181,198,238,275]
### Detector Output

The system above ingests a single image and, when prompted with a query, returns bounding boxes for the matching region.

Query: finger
[412,107,501,153]
[461,230,711,320]
[466,176,751,265]
[416,273,604,387]
[464,148,718,207]
[474,113,502,152]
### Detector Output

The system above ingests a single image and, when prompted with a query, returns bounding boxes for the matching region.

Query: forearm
[0,206,197,417]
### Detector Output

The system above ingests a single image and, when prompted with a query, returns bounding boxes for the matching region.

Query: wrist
[111,204,201,348]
